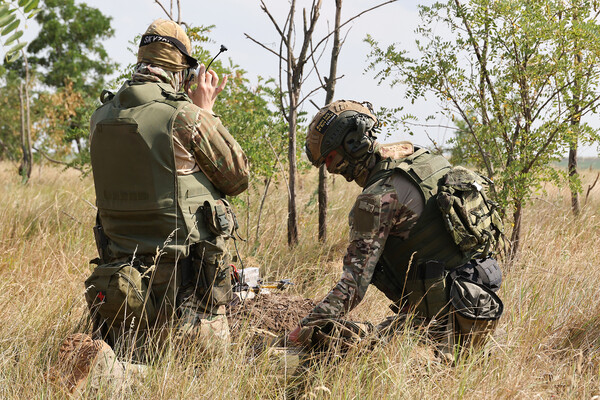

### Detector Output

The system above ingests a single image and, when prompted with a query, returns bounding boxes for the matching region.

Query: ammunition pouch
[405,260,450,320]
[203,199,238,237]
[452,257,502,292]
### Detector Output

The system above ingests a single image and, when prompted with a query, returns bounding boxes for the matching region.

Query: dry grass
[1,161,600,399]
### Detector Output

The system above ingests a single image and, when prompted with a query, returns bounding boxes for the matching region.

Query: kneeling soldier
[290,100,504,360]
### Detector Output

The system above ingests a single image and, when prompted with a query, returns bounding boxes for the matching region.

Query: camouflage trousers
[175,295,231,345]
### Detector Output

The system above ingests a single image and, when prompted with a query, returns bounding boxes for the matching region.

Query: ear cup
[343,130,373,160]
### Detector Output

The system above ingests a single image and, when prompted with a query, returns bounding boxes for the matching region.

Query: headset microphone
[207,44,228,70]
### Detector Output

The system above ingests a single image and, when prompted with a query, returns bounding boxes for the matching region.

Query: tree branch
[298,74,344,106]
[33,147,83,173]
[585,173,600,206]
[154,0,172,20]
[259,0,290,47]
[244,33,286,61]
[308,0,397,60]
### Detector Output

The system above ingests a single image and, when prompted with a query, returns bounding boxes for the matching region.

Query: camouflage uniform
[132,63,248,191]
[301,162,423,325]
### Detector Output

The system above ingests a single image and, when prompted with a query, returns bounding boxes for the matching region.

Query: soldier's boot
[175,293,231,352]
[48,333,126,394]
[429,316,456,364]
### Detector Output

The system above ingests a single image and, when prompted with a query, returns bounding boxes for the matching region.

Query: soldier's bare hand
[188,64,228,113]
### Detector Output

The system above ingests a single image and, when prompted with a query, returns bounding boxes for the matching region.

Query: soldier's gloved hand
[287,325,317,348]
[288,319,374,351]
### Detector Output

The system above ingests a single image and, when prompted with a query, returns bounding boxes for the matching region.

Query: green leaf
[0,5,11,17]
[23,0,38,14]
[26,8,40,19]
[6,49,22,62]
[8,41,26,55]
[4,30,23,46]
[0,13,16,28]
[18,0,28,6]
[1,19,20,36]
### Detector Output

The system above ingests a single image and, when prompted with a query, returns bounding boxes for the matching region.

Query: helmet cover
[137,18,197,71]
[306,100,378,167]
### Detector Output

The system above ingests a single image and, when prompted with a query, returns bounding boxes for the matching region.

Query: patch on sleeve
[351,195,380,234]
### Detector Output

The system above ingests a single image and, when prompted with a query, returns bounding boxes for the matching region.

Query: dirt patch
[227,293,315,339]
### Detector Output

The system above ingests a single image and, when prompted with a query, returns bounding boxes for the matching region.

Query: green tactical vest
[90,81,221,261]
[367,148,471,303]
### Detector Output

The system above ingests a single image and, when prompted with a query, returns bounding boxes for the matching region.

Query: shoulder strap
[365,147,431,188]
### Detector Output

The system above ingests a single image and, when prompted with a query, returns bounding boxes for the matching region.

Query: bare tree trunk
[318,165,328,240]
[318,0,343,242]
[569,24,582,216]
[246,185,250,242]
[18,63,33,185]
[255,175,272,243]
[508,200,523,261]
[568,142,580,216]
[287,95,299,246]
[18,84,31,183]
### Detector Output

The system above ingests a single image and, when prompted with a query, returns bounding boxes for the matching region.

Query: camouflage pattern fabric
[137,19,192,72]
[132,63,191,92]
[132,64,249,196]
[301,174,422,325]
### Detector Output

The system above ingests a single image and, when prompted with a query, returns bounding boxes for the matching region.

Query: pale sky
[13,0,600,156]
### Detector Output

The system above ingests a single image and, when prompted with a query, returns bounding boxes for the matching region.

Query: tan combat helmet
[137,18,198,71]
[306,100,379,167]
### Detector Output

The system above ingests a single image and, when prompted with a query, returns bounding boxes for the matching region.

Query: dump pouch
[84,262,157,330]
[449,276,503,347]
[193,237,233,309]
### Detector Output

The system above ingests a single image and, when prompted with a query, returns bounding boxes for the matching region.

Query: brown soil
[227,293,315,339]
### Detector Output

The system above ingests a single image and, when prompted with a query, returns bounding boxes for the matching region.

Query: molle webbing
[90,81,220,261]
[370,150,468,297]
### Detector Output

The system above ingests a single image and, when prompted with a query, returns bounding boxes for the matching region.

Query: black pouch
[193,237,233,308]
[203,199,237,237]
[451,257,502,292]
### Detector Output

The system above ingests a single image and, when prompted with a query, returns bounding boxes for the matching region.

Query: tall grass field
[1,161,600,399]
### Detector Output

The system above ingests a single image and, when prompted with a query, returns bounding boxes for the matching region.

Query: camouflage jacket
[301,171,424,325]
[132,64,249,196]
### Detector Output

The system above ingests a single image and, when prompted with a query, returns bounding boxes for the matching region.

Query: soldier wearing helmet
[85,19,249,352]
[291,100,503,360]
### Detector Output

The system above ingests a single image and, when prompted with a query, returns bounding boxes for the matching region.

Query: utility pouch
[203,199,238,237]
[406,260,450,319]
[84,262,157,330]
[193,238,233,308]
[449,276,503,347]
[452,257,502,292]
[437,166,504,258]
